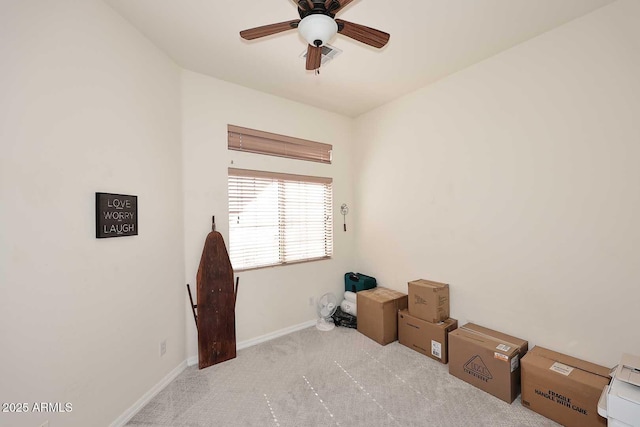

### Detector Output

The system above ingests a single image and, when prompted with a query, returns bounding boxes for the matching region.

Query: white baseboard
[237,319,317,350]
[110,360,187,427]
[117,320,317,424]
[185,319,317,367]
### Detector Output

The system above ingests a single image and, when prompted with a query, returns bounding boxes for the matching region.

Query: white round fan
[316,292,338,331]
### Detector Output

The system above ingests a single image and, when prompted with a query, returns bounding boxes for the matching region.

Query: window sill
[234,256,332,273]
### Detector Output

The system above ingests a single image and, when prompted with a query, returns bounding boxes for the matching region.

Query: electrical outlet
[160,340,167,357]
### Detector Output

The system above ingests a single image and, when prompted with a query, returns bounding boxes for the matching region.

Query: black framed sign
[95,192,138,238]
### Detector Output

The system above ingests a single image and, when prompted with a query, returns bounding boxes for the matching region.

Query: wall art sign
[95,192,138,238]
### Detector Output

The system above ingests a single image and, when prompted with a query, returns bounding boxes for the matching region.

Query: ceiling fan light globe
[298,14,338,47]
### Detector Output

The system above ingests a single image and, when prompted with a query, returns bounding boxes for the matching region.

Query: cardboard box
[357,287,408,345]
[449,323,528,403]
[398,309,458,364]
[407,279,450,323]
[521,346,610,427]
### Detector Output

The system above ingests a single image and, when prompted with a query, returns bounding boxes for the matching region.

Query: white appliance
[316,293,338,331]
[598,353,640,427]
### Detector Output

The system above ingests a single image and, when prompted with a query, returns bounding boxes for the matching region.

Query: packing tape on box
[341,299,357,316]
[344,291,357,303]
[459,326,520,353]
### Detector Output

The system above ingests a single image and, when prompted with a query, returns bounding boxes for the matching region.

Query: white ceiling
[105,0,615,117]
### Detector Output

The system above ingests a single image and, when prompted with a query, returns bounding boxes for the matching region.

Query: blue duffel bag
[344,272,377,293]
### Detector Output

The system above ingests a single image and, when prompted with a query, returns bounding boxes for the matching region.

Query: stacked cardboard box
[398,279,457,364]
[407,279,450,323]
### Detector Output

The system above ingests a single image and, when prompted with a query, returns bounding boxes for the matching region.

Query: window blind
[228,168,333,271]
[228,124,333,164]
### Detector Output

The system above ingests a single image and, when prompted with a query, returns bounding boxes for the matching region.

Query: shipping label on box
[398,309,457,364]
[521,346,610,427]
[357,287,408,345]
[408,279,450,323]
[448,323,528,403]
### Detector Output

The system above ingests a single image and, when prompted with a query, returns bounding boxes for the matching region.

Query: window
[228,168,333,271]
[228,124,332,164]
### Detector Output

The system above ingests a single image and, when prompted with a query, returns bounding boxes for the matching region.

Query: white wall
[181,71,355,361]
[353,0,640,368]
[0,1,184,426]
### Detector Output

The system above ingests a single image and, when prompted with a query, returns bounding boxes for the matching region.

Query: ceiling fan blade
[240,20,300,40]
[332,0,355,14]
[336,19,390,48]
[306,44,322,70]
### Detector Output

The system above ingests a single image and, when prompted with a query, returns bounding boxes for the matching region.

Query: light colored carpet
[126,326,559,427]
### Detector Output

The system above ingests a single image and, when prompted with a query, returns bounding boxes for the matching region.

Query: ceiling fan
[240,0,390,72]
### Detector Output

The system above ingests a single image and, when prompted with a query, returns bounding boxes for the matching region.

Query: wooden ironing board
[195,219,237,369]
